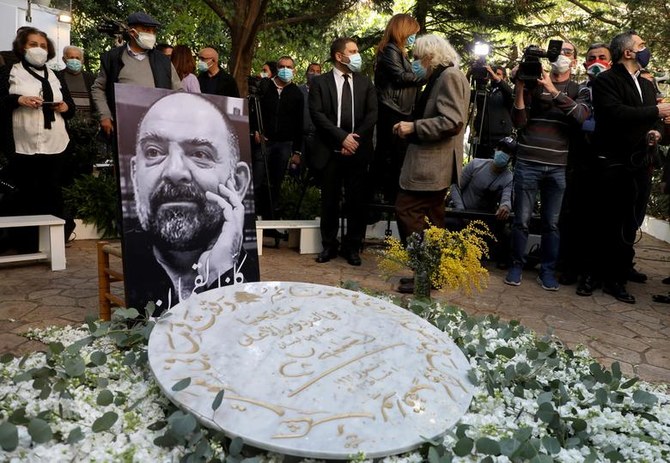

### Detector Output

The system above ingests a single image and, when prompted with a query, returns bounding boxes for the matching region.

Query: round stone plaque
[148,282,474,459]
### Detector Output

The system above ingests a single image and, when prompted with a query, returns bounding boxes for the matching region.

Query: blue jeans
[511,160,566,275]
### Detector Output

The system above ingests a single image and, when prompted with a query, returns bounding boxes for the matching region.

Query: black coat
[592,63,664,167]
[374,43,421,116]
[197,67,239,98]
[308,70,377,169]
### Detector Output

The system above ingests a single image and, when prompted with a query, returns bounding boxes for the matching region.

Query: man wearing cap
[91,12,181,138]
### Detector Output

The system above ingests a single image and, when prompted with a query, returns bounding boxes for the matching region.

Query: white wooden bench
[0,215,66,271]
[256,219,321,255]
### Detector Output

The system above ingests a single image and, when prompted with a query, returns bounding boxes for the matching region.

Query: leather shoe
[576,275,599,297]
[399,276,414,285]
[397,281,414,293]
[341,249,361,266]
[603,282,636,304]
[627,267,647,283]
[315,247,338,263]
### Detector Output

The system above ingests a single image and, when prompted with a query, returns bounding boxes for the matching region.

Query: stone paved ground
[1,233,669,383]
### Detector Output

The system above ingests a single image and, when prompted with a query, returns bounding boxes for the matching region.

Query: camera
[517,39,563,85]
[470,57,489,87]
[96,20,128,38]
[496,135,518,155]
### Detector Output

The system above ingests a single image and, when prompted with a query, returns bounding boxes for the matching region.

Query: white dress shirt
[332,67,354,132]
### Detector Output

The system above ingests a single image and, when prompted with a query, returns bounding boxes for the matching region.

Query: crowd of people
[1,11,669,305]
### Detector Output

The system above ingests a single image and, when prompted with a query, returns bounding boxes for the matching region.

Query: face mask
[134,31,156,50]
[585,59,610,77]
[260,71,269,78]
[307,72,319,84]
[277,67,293,83]
[25,47,48,67]
[406,34,416,47]
[345,53,362,73]
[197,60,209,73]
[493,150,510,168]
[550,54,572,74]
[65,58,82,73]
[634,47,651,68]
[411,59,427,79]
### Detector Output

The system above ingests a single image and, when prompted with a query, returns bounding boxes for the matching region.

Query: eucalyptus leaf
[89,351,107,366]
[453,437,473,457]
[96,389,114,406]
[595,387,608,405]
[67,427,84,444]
[10,408,29,425]
[63,355,86,377]
[514,427,533,442]
[169,412,197,436]
[541,436,561,454]
[475,437,501,455]
[112,307,141,320]
[621,377,638,389]
[604,449,625,462]
[172,377,191,391]
[229,436,244,456]
[493,346,516,359]
[537,391,553,405]
[428,446,441,463]
[571,418,587,432]
[48,342,64,355]
[91,411,118,433]
[0,352,14,364]
[499,437,520,457]
[28,418,52,443]
[632,389,658,406]
[212,389,225,411]
[0,421,18,451]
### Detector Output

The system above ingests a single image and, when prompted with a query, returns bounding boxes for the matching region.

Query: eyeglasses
[561,48,575,56]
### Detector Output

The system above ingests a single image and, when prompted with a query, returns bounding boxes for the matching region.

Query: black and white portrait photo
[115,86,259,314]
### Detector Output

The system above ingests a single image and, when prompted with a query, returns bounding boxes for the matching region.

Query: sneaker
[504,266,522,286]
[537,273,559,291]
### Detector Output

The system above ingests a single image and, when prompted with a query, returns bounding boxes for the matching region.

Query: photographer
[504,41,591,290]
[470,64,514,159]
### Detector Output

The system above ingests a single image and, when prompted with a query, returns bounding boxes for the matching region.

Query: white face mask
[25,47,48,67]
[134,31,157,50]
[551,54,572,75]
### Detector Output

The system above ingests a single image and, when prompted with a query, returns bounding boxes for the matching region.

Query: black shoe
[603,282,636,304]
[316,247,338,263]
[399,276,414,285]
[576,275,597,297]
[627,268,647,283]
[559,272,578,286]
[662,276,670,285]
[341,249,361,266]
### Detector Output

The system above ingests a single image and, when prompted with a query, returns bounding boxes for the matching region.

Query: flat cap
[126,12,161,28]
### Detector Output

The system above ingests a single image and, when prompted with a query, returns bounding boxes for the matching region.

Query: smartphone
[41,101,62,107]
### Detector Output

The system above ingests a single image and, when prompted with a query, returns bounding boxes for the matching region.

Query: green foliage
[63,170,120,238]
[278,175,321,219]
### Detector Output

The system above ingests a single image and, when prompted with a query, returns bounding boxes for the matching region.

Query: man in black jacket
[90,12,181,138]
[197,47,239,98]
[591,30,670,303]
[250,55,303,221]
[309,37,377,265]
[471,65,514,159]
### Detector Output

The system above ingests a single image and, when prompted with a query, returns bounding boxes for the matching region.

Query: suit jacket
[399,65,469,191]
[308,70,377,170]
[592,63,664,167]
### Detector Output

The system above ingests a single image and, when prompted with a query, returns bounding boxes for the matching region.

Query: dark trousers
[319,154,368,251]
[395,188,447,244]
[2,152,65,251]
[252,140,291,219]
[593,165,650,284]
[371,104,410,204]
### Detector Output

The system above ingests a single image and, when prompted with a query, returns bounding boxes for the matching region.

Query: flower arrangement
[378,221,493,295]
[1,301,669,462]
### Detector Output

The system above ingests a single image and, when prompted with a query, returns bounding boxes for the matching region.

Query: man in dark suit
[309,37,377,265]
[591,30,670,303]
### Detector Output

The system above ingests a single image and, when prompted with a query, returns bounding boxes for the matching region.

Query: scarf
[21,60,55,129]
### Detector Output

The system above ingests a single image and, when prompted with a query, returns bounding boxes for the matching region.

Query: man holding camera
[591,31,670,304]
[504,41,591,290]
[471,65,514,159]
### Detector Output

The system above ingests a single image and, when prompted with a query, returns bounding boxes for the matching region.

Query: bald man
[124,92,253,313]
[197,47,239,97]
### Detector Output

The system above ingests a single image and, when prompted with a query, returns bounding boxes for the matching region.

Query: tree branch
[563,0,623,27]
[201,0,232,30]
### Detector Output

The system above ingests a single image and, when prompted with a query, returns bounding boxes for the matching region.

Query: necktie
[340,74,352,133]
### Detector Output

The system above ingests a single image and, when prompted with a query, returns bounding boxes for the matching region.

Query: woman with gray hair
[392,34,470,293]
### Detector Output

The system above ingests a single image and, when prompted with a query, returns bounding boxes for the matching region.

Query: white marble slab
[148,282,474,459]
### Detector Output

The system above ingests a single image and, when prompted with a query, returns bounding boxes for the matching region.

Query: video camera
[517,39,563,85]
[96,20,128,38]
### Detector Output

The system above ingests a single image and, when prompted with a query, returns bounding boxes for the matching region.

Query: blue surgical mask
[197,60,209,73]
[635,47,651,68]
[345,53,362,73]
[411,59,427,79]
[277,67,293,83]
[493,150,510,168]
[65,58,82,73]
[406,34,416,47]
